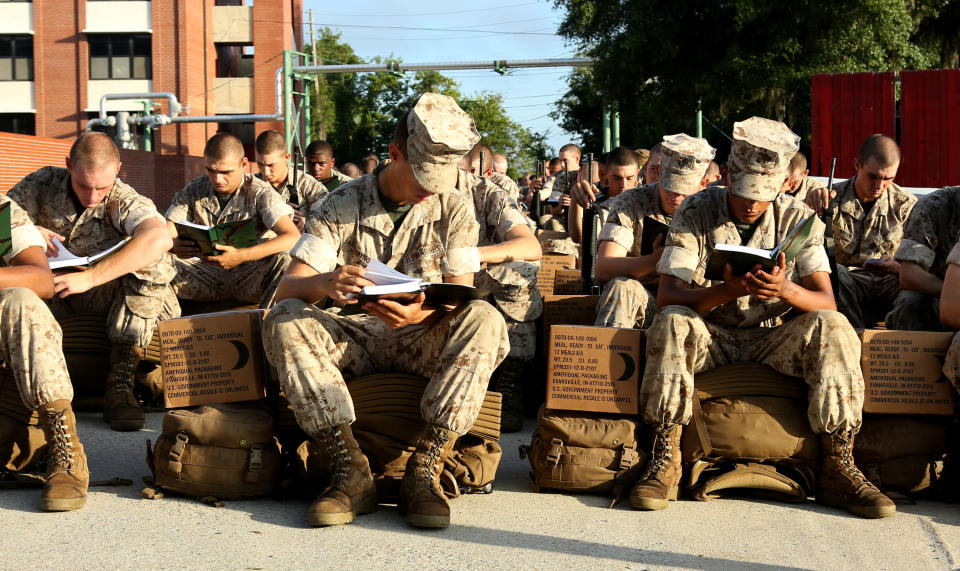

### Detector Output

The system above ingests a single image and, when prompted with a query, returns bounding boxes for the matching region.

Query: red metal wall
[810,72,896,180]
[899,69,960,188]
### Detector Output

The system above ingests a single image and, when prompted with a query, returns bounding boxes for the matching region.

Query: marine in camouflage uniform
[826,174,916,329]
[487,170,523,203]
[595,135,715,329]
[887,186,960,331]
[0,193,89,511]
[633,117,894,519]
[786,175,826,203]
[262,94,509,529]
[166,171,296,307]
[256,168,327,218]
[939,242,960,390]
[8,166,179,348]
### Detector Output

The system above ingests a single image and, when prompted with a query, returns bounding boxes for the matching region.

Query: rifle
[531,160,542,229]
[289,148,301,209]
[479,151,485,178]
[581,153,600,295]
[821,157,838,293]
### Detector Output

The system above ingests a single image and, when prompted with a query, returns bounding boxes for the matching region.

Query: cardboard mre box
[160,310,267,408]
[860,329,955,415]
[536,253,576,296]
[553,268,583,295]
[547,324,642,414]
[541,294,599,353]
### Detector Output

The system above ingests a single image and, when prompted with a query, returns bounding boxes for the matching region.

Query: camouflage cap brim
[728,163,783,202]
[659,170,705,196]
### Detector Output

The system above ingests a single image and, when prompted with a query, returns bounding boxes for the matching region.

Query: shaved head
[204,133,246,163]
[69,132,119,172]
[254,130,286,155]
[492,153,508,174]
[858,134,900,168]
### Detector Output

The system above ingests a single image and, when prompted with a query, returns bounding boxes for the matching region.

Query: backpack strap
[245,444,264,483]
[546,437,563,466]
[691,391,714,458]
[168,432,189,476]
[619,443,639,472]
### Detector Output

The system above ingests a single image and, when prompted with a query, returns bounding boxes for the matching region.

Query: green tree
[551,0,944,157]
[304,31,550,175]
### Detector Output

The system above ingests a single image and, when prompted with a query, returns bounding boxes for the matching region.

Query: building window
[0,36,32,81]
[89,35,151,80]
[0,113,34,135]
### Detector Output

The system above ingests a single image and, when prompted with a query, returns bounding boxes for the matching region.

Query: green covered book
[0,201,11,261]
[174,219,258,256]
[704,214,817,281]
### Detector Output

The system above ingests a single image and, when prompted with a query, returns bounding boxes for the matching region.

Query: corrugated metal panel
[0,132,72,192]
[810,72,896,179]
[900,69,960,188]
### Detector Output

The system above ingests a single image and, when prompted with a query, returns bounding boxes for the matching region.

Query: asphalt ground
[1,412,960,570]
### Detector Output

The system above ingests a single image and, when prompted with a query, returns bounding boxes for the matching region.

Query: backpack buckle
[246,445,264,483]
[619,443,638,471]
[546,437,563,466]
[168,432,189,475]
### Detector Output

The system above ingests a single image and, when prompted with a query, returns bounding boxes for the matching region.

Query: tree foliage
[304,28,550,175]
[551,0,954,157]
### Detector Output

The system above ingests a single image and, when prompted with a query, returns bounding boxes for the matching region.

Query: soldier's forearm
[899,262,943,297]
[86,227,171,288]
[657,276,742,316]
[274,272,329,305]
[478,236,541,265]
[0,265,55,300]
[596,254,657,284]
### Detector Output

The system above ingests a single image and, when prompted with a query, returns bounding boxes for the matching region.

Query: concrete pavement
[1,412,959,570]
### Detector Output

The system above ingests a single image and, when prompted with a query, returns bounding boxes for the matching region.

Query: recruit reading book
[48,237,129,270]
[357,259,488,306]
[639,217,671,256]
[174,219,257,256]
[704,214,817,281]
[0,202,11,261]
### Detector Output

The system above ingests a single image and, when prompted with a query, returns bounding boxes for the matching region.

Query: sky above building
[300,0,580,159]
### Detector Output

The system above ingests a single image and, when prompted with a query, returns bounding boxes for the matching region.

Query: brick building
[0,0,303,158]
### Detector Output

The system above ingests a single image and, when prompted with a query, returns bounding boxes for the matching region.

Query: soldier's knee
[647,304,699,334]
[0,287,45,311]
[263,298,312,331]
[461,299,508,334]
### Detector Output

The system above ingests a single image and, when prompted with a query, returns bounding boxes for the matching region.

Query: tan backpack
[145,402,281,502]
[521,405,647,496]
[853,414,948,496]
[286,374,504,499]
[0,367,47,476]
[681,364,821,502]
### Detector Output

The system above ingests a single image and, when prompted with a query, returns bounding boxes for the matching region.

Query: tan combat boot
[398,424,458,528]
[817,430,896,518]
[38,400,89,511]
[103,344,145,431]
[307,423,377,526]
[492,358,525,433]
[630,422,682,510]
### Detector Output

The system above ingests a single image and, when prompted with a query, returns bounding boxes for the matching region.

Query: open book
[357,260,488,306]
[174,219,257,257]
[704,214,817,281]
[639,217,670,256]
[48,237,129,270]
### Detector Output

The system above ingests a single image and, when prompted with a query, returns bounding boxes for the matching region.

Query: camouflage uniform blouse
[293,169,480,281]
[256,169,327,213]
[166,173,294,241]
[599,183,669,286]
[828,177,916,267]
[0,193,45,265]
[894,186,960,279]
[657,185,829,328]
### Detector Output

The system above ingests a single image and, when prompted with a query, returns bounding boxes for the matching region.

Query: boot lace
[321,427,351,489]
[112,350,137,396]
[414,429,450,491]
[45,408,75,472]
[641,423,677,482]
[833,430,871,489]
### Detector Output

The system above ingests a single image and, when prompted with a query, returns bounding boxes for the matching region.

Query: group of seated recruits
[5,91,960,528]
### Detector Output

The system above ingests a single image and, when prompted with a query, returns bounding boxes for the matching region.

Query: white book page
[47,238,88,269]
[363,259,419,286]
[360,282,424,296]
[175,219,213,231]
[714,242,774,259]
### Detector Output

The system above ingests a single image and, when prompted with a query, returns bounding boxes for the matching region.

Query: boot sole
[41,496,86,511]
[816,490,897,519]
[307,494,377,527]
[405,512,450,529]
[630,486,679,510]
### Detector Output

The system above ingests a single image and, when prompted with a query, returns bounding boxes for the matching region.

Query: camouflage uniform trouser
[48,272,179,348]
[885,290,944,332]
[171,253,290,308]
[836,265,900,329]
[262,299,510,436]
[643,305,864,434]
[943,332,960,393]
[1,288,72,409]
[594,277,658,329]
[475,260,542,362]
